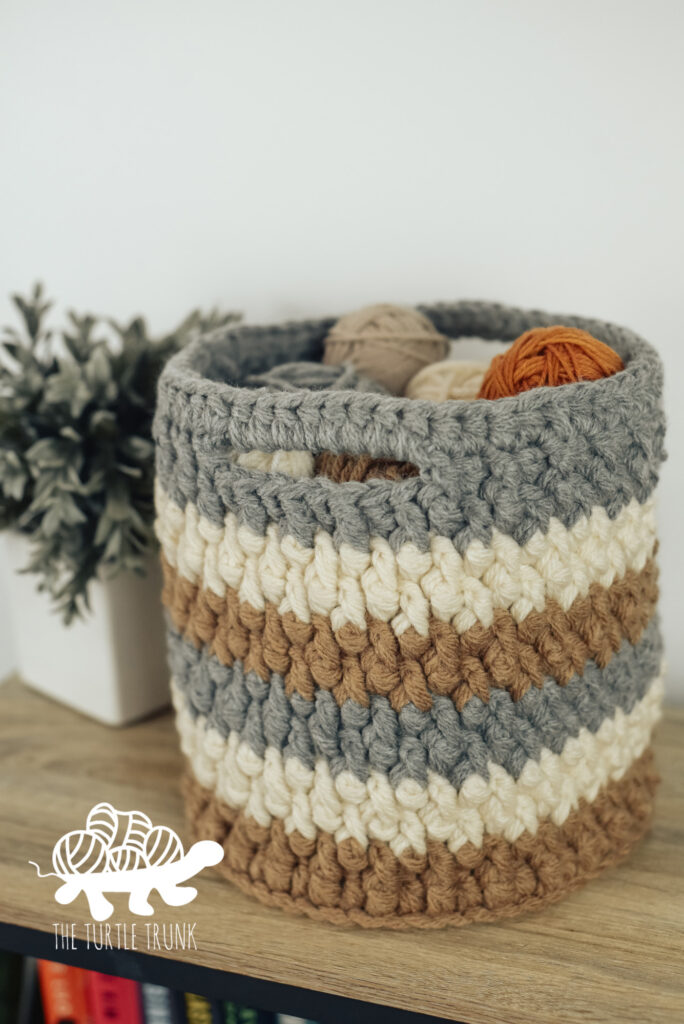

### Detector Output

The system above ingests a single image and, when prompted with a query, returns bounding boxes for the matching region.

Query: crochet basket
[153,301,666,929]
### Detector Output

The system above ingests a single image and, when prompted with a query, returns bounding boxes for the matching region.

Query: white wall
[1,0,682,698]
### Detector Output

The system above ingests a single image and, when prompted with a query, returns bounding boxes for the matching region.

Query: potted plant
[0,284,238,725]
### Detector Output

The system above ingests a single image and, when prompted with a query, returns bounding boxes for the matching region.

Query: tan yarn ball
[404,359,489,401]
[322,303,450,395]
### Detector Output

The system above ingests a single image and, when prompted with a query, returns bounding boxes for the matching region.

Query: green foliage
[0,283,239,622]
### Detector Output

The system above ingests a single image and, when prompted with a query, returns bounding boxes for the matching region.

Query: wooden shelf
[0,677,682,1024]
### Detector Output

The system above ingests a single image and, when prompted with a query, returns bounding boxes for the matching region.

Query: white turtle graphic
[29,802,223,921]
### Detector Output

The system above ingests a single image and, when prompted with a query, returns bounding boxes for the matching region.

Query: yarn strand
[28,861,60,878]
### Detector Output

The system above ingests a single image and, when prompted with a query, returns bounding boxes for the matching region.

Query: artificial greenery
[0,284,239,622]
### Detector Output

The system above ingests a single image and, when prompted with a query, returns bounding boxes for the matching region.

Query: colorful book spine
[86,971,144,1024]
[16,959,41,1024]
[184,992,223,1024]
[275,1016,318,1024]
[37,960,90,1024]
[223,1004,274,1024]
[0,952,22,1024]
[141,982,183,1023]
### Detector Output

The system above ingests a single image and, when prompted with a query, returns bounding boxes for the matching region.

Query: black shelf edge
[0,920,459,1024]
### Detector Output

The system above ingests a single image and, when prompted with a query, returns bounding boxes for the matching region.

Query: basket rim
[160,299,660,402]
[152,300,665,586]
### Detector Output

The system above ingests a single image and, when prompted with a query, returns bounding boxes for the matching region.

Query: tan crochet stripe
[183,747,658,930]
[314,451,419,482]
[162,555,658,711]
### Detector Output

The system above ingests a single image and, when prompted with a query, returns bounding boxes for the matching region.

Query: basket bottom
[182,749,658,930]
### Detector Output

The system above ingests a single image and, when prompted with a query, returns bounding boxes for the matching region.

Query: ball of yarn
[118,809,153,851]
[323,303,449,395]
[107,845,147,872]
[144,825,184,867]
[85,802,152,851]
[86,802,119,847]
[235,448,315,479]
[53,830,109,876]
[405,359,489,401]
[478,325,624,399]
[315,451,419,482]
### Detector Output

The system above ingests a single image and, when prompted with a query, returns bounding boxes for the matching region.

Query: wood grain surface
[0,677,681,1024]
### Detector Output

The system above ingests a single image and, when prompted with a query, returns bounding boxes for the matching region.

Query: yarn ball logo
[29,802,224,922]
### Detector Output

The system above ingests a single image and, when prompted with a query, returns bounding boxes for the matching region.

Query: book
[0,951,22,1024]
[223,1003,274,1024]
[85,971,143,1024]
[275,1016,318,1024]
[183,992,222,1024]
[140,983,184,1023]
[37,960,90,1024]
[16,959,43,1024]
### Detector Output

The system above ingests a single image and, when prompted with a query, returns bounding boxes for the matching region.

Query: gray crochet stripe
[153,301,666,553]
[168,617,662,791]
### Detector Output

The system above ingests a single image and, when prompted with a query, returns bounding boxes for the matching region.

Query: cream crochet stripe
[155,482,657,636]
[173,673,663,859]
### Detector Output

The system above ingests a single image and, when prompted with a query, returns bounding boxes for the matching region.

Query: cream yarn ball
[234,448,314,478]
[404,359,489,401]
[322,303,450,395]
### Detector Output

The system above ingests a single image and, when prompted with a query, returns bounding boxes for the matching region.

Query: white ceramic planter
[4,533,170,725]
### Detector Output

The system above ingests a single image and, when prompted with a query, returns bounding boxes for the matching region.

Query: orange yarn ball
[478,325,624,400]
